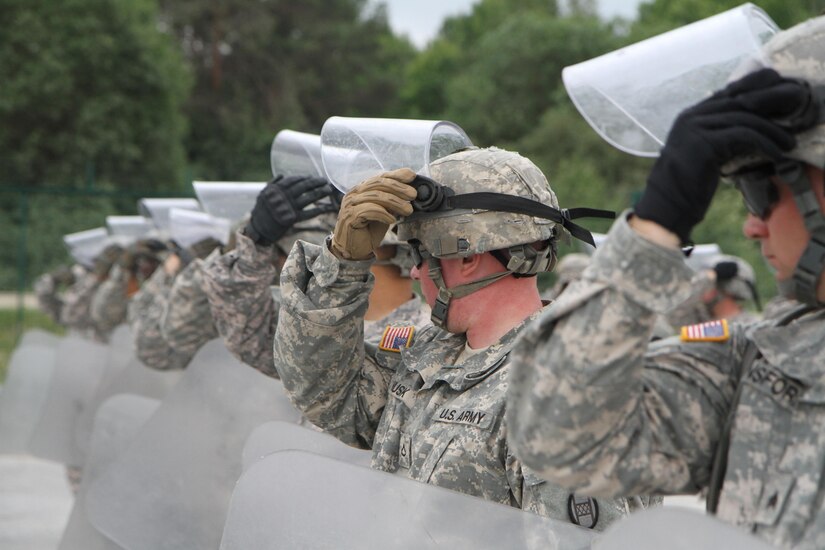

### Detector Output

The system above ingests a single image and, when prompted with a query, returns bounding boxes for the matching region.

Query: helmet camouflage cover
[396,147,560,270]
[725,15,825,173]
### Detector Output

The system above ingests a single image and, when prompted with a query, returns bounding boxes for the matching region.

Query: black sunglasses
[729,160,803,220]
[408,240,432,269]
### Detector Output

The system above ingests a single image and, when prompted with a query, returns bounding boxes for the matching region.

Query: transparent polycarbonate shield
[597,507,774,550]
[64,227,110,269]
[271,129,324,178]
[85,339,302,550]
[685,243,723,271]
[18,328,60,348]
[137,198,201,232]
[321,116,474,192]
[168,208,231,248]
[562,3,778,157]
[241,421,371,471]
[0,345,57,454]
[192,181,266,223]
[74,354,183,468]
[28,336,109,466]
[59,394,159,550]
[105,216,152,246]
[220,451,595,550]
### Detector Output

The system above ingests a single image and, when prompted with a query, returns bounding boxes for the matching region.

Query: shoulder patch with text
[680,319,730,343]
[378,325,415,352]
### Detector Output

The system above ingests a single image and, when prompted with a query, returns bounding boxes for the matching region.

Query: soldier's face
[743,165,825,283]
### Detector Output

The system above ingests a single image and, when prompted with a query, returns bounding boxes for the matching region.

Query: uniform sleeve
[91,265,129,333]
[274,239,395,450]
[507,212,749,497]
[160,257,219,365]
[201,230,281,376]
[60,272,100,330]
[34,273,62,323]
[128,267,190,370]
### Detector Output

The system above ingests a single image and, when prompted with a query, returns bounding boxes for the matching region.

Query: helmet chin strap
[780,162,825,305]
[427,259,511,329]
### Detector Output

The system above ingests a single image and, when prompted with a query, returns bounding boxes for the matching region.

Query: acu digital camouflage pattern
[273,240,645,529]
[60,269,105,340]
[508,212,825,549]
[159,250,220,362]
[34,272,65,324]
[90,264,131,338]
[201,229,281,377]
[128,266,191,370]
[363,295,430,343]
[396,147,559,262]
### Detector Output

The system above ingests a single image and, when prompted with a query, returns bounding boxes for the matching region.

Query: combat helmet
[726,15,825,305]
[397,147,613,327]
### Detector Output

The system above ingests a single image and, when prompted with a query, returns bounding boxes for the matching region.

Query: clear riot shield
[85,339,302,550]
[597,507,775,550]
[64,227,110,269]
[220,450,595,550]
[105,216,152,246]
[320,117,473,193]
[137,198,201,233]
[192,181,266,224]
[74,328,183,466]
[241,421,371,471]
[0,345,57,454]
[59,394,160,550]
[28,336,109,466]
[270,129,324,178]
[18,328,61,349]
[562,4,778,157]
[168,208,231,248]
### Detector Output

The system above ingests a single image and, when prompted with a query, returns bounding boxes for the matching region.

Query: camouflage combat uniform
[508,212,825,548]
[159,250,220,364]
[91,264,130,338]
[128,266,191,370]
[363,295,430,343]
[201,230,281,377]
[34,272,64,324]
[60,269,103,338]
[274,240,640,529]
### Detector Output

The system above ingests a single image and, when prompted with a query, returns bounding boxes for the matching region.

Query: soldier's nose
[743,213,768,241]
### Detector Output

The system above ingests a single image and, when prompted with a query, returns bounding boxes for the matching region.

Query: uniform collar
[402,307,546,391]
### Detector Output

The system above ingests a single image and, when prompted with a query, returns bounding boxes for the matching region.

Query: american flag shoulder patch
[680,319,730,343]
[378,325,415,352]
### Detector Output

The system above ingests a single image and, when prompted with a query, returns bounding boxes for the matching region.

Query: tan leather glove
[331,168,418,260]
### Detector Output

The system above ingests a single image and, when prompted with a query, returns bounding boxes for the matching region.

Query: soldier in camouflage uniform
[666,253,761,327]
[202,175,429,375]
[542,253,590,301]
[507,17,825,549]
[91,239,164,340]
[61,244,122,341]
[273,147,651,529]
[33,264,76,323]
[129,238,221,370]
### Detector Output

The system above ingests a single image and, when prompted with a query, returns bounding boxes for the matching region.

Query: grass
[0,308,64,382]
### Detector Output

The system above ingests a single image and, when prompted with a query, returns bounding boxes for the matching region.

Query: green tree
[0,0,191,188]
[159,0,415,181]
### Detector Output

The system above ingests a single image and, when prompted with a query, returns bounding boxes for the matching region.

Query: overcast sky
[374,0,645,48]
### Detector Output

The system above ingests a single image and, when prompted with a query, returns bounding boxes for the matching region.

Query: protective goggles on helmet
[730,159,805,219]
[408,240,432,269]
[409,175,615,247]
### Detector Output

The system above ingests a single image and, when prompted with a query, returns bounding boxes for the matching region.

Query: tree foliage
[0,0,190,189]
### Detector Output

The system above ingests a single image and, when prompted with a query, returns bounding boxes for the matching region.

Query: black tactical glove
[634,69,804,244]
[246,175,337,245]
